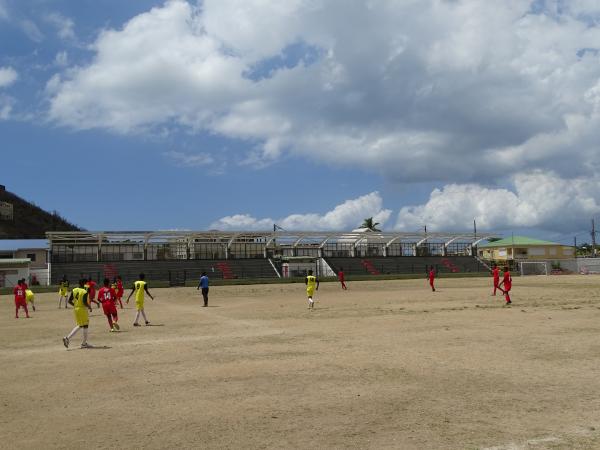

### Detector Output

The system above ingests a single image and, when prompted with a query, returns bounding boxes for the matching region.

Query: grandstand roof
[479,236,564,248]
[47,230,499,247]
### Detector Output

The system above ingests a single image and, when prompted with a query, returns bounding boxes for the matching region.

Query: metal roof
[479,236,567,248]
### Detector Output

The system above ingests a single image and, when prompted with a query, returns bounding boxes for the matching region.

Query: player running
[98,278,120,332]
[115,276,124,309]
[13,279,30,319]
[62,279,93,349]
[127,273,154,326]
[491,264,500,296]
[498,266,512,305]
[428,266,436,292]
[305,270,319,310]
[58,275,70,308]
[25,285,36,312]
[85,278,99,309]
[338,267,347,290]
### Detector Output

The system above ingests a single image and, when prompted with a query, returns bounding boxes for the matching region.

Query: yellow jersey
[134,281,146,303]
[59,281,69,296]
[72,287,88,309]
[25,289,34,302]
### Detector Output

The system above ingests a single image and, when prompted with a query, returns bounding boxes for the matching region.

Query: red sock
[107,315,113,329]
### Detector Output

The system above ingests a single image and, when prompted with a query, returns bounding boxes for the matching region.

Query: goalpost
[519,261,549,276]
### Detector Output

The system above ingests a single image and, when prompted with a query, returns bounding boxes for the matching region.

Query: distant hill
[0,185,81,238]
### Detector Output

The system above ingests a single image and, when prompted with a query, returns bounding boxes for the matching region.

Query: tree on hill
[360,217,381,232]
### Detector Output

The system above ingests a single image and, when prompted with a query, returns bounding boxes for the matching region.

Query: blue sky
[1,0,600,244]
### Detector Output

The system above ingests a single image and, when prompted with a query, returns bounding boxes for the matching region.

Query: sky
[1,0,600,245]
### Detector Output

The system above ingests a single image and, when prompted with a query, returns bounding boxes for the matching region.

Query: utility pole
[574,236,577,252]
[592,219,597,257]
[473,219,477,239]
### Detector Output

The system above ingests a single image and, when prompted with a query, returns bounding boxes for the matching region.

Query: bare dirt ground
[3,276,600,449]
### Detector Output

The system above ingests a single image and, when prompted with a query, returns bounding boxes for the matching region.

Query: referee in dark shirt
[197,272,209,307]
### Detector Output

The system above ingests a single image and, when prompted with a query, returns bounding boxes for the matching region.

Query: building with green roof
[478,236,574,262]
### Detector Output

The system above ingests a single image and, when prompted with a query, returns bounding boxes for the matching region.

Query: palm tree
[360,217,381,232]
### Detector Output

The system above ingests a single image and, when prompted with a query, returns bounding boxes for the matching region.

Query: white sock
[82,328,88,345]
[141,310,148,322]
[134,311,141,324]
[67,326,79,339]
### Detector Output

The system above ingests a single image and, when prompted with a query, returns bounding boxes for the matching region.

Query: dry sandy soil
[3,276,600,449]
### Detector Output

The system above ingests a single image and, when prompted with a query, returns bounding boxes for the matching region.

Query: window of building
[26,253,36,262]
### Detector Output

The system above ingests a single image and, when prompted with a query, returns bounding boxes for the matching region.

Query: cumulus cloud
[0,95,13,120]
[44,0,600,186]
[211,192,392,231]
[395,172,600,232]
[54,51,68,67]
[0,66,17,88]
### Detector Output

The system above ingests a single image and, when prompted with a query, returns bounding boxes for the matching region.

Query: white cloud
[54,51,68,67]
[395,172,600,232]
[44,12,75,41]
[211,192,392,231]
[163,150,214,167]
[44,0,600,202]
[21,19,44,42]
[0,66,17,88]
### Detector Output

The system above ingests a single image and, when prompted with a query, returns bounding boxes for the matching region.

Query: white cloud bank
[46,0,600,183]
[211,192,392,231]
[396,172,600,232]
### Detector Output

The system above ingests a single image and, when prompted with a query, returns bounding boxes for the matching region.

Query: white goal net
[519,261,549,276]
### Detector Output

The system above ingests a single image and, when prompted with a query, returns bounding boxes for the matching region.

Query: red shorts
[14,298,26,307]
[117,290,124,299]
[504,283,512,292]
[101,302,118,316]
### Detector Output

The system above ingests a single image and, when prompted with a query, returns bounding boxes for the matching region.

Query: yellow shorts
[306,288,315,297]
[74,308,89,327]
[135,300,144,311]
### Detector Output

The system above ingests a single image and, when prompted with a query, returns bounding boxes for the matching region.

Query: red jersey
[503,271,512,289]
[492,267,500,280]
[338,271,345,282]
[429,270,435,280]
[97,287,117,305]
[14,285,26,301]
[116,280,124,295]
[86,281,97,299]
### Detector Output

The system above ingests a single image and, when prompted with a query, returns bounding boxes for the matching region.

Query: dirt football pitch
[3,276,600,449]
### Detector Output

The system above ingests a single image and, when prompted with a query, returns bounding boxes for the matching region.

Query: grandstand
[47,230,497,284]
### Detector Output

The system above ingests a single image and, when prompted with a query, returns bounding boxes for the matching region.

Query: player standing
[338,267,347,290]
[62,279,93,348]
[305,270,319,309]
[13,279,30,319]
[498,266,512,305]
[127,273,154,326]
[98,278,120,332]
[491,264,500,296]
[428,266,436,292]
[197,272,209,307]
[58,275,70,308]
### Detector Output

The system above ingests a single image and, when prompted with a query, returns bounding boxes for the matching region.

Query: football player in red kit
[491,264,500,296]
[428,266,436,292]
[13,280,30,319]
[498,266,512,305]
[338,267,347,290]
[97,278,120,332]
[116,276,124,309]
